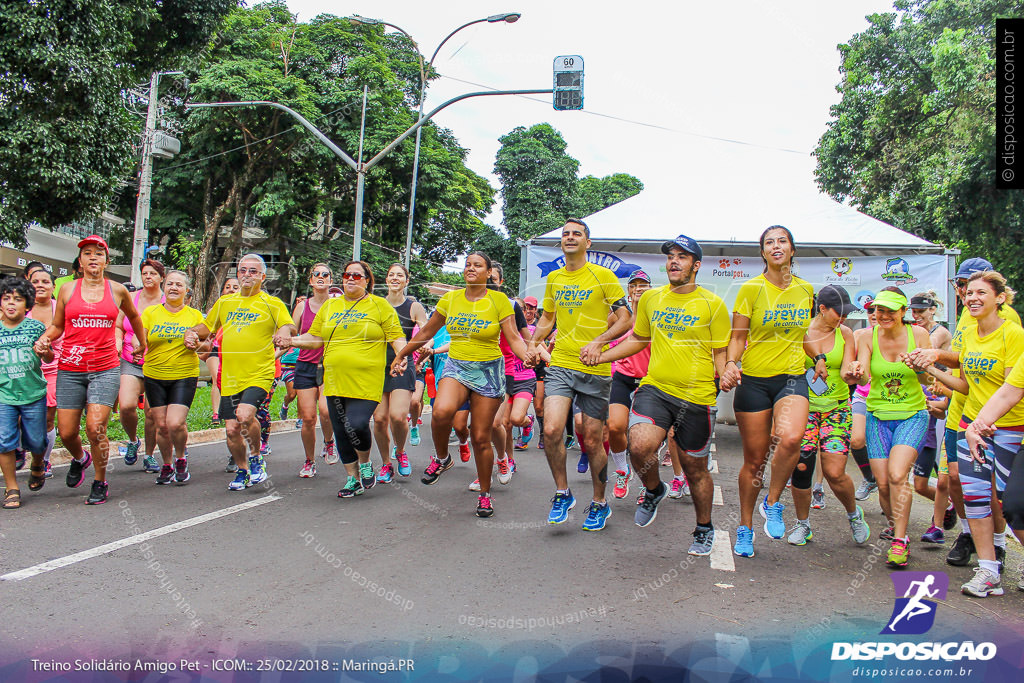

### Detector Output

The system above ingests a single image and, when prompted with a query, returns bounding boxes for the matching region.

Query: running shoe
[668,477,685,499]
[564,435,577,450]
[211,413,220,426]
[338,476,363,498]
[962,567,1003,597]
[142,454,160,473]
[548,489,576,524]
[421,456,452,485]
[458,442,471,462]
[410,426,420,446]
[417,418,423,425]
[43,461,53,479]
[613,468,631,499]
[689,525,716,556]
[469,478,482,492]
[359,462,376,490]
[682,476,691,496]
[260,442,271,457]
[225,456,238,473]
[376,463,394,483]
[155,464,174,485]
[942,504,957,531]
[787,521,813,546]
[996,545,1006,573]
[295,418,303,429]
[395,451,412,476]
[278,406,288,421]
[811,486,825,510]
[476,494,494,518]
[123,439,141,466]
[1017,560,1024,592]
[582,501,612,531]
[249,454,268,485]
[661,452,672,467]
[854,479,877,500]
[880,525,895,541]
[946,532,975,566]
[848,506,870,544]
[14,449,26,470]
[229,469,251,490]
[322,440,338,465]
[299,460,317,478]
[920,525,945,544]
[174,457,190,484]
[734,525,755,557]
[85,480,108,505]
[496,458,513,485]
[886,538,909,567]
[509,457,517,474]
[66,451,92,488]
[537,435,545,451]
[635,482,667,528]
[577,450,589,474]
[636,486,646,506]
[513,438,528,451]
[759,495,786,539]
[521,415,534,444]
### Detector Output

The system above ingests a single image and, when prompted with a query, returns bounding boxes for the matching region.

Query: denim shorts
[56,367,121,409]
[0,397,48,453]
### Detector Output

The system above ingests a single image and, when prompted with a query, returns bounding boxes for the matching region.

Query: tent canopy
[531,191,946,258]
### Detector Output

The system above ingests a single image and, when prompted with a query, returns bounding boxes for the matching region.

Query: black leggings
[1001,444,1024,530]
[325,396,378,465]
[792,450,816,490]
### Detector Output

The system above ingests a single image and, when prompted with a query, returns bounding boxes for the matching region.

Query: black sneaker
[421,456,453,485]
[635,481,668,528]
[86,480,108,505]
[946,532,976,567]
[942,504,957,531]
[66,451,93,488]
[174,457,190,485]
[996,545,1006,573]
[155,465,174,485]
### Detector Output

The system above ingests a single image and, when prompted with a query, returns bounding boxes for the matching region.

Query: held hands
[905,348,937,372]
[389,356,408,377]
[843,360,864,383]
[719,362,741,392]
[272,332,293,349]
[33,335,51,358]
[524,343,540,368]
[183,329,200,350]
[579,341,603,367]
[131,344,146,363]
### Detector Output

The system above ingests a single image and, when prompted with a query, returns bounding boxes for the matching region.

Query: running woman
[26,267,61,478]
[851,300,879,501]
[607,269,652,500]
[183,254,296,490]
[36,235,147,505]
[528,219,631,531]
[280,260,405,498]
[923,271,1022,596]
[720,226,817,557]
[789,285,870,546]
[290,265,335,478]
[907,257,1020,569]
[140,271,204,485]
[597,236,728,554]
[374,264,428,480]
[394,252,529,518]
[1,277,53,508]
[202,277,239,427]
[116,258,165,472]
[846,287,932,567]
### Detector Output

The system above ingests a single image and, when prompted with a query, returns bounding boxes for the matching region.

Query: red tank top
[60,280,120,372]
[297,298,324,364]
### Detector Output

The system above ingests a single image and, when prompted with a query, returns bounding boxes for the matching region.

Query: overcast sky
[287,0,897,255]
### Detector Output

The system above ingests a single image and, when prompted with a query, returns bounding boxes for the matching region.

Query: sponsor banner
[525,246,950,319]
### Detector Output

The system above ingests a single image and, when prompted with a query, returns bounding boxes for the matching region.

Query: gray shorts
[545,365,612,420]
[56,367,121,409]
[851,394,867,417]
[120,358,145,379]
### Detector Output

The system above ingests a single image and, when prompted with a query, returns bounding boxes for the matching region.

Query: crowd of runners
[2,225,1024,600]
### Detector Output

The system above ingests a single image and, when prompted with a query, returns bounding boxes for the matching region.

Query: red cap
[523,296,538,307]
[77,234,109,252]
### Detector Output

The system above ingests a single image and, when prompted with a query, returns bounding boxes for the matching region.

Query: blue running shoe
[123,439,140,466]
[577,450,589,474]
[734,525,755,557]
[410,426,420,446]
[228,469,251,491]
[547,489,576,524]
[760,494,786,539]
[249,454,268,485]
[582,501,612,531]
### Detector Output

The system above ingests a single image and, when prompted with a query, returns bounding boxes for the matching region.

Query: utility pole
[130,71,160,287]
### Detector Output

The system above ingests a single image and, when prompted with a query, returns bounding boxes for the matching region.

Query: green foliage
[813,0,1024,281]
[0,0,235,247]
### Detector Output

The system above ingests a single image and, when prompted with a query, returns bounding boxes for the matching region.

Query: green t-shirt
[0,317,47,405]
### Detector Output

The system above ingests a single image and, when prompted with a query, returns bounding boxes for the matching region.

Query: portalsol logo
[831,572,997,662]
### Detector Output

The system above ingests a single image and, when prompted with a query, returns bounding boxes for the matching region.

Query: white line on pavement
[709,529,735,571]
[1,494,282,582]
[713,485,723,506]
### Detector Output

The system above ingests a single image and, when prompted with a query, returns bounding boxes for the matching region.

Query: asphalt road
[1,416,1022,680]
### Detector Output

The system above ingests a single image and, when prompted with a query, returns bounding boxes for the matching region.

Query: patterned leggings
[955,425,1024,525]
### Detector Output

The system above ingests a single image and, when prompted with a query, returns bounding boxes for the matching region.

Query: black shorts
[629,384,714,456]
[220,386,269,421]
[610,371,642,408]
[384,347,415,392]
[734,373,809,413]
[505,374,537,399]
[293,360,323,391]
[144,377,198,408]
[535,361,547,382]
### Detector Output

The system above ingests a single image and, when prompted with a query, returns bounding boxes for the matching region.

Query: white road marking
[709,529,736,571]
[708,458,719,473]
[713,485,724,506]
[2,494,282,582]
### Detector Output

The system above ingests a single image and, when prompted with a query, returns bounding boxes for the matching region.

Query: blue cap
[661,234,703,262]
[955,257,993,279]
[627,269,651,283]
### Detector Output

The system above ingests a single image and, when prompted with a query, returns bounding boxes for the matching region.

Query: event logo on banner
[881,257,918,286]
[535,251,643,279]
[823,258,860,286]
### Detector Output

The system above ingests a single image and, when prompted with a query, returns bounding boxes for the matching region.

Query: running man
[528,219,631,531]
[184,254,296,490]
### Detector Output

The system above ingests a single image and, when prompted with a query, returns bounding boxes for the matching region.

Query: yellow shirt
[436,289,514,362]
[542,263,626,376]
[204,291,293,395]
[634,285,730,406]
[733,274,813,377]
[947,305,1021,429]
[141,305,204,380]
[308,294,403,400]
[959,320,1024,427]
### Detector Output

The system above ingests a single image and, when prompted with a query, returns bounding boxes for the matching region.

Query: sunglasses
[311,270,332,278]
[341,272,365,281]
[237,267,262,275]
[864,307,876,314]
[949,279,968,289]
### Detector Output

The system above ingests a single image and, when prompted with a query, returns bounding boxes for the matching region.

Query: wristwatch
[814,354,827,363]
